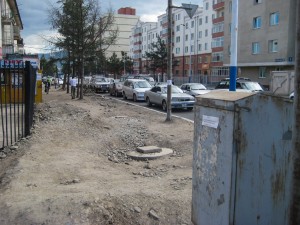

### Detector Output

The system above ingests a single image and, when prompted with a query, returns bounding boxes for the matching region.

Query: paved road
[99,93,195,122]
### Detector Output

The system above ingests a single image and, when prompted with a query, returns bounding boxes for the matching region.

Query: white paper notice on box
[202,115,219,129]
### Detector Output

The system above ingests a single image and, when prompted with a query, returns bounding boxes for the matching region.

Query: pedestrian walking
[70,77,77,99]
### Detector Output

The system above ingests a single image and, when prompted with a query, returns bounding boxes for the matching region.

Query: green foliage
[40,55,58,77]
[144,36,167,74]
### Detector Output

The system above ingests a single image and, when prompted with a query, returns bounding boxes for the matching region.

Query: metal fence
[0,61,36,149]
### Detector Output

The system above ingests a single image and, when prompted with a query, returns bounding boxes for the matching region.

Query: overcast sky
[17,0,202,54]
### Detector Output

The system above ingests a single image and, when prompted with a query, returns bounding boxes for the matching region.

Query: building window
[205,43,208,50]
[185,58,189,64]
[191,45,194,53]
[268,40,278,52]
[254,0,262,4]
[270,12,279,26]
[212,52,223,62]
[175,70,179,75]
[176,25,180,31]
[176,36,180,43]
[176,47,180,54]
[205,16,208,23]
[191,33,194,40]
[198,44,202,51]
[253,17,261,29]
[212,37,224,48]
[191,20,195,28]
[198,56,202,63]
[212,22,224,33]
[185,34,188,41]
[178,14,181,20]
[229,1,232,13]
[229,23,232,34]
[205,29,208,37]
[198,31,202,39]
[185,22,189,29]
[185,46,188,53]
[205,2,209,10]
[259,67,266,78]
[252,42,261,54]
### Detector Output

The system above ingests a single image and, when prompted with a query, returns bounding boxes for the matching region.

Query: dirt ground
[0,86,195,225]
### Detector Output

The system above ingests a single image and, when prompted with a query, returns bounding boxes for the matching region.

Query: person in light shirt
[70,77,77,99]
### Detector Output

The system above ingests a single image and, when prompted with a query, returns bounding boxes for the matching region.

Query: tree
[40,55,57,77]
[144,36,167,75]
[107,52,122,78]
[48,0,118,99]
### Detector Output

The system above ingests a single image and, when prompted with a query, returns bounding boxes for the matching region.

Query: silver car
[180,83,210,97]
[144,84,195,111]
[122,79,152,101]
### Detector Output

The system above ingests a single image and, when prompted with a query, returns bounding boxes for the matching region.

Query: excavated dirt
[0,87,195,225]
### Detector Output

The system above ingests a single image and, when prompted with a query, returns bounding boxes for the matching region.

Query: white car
[180,83,210,97]
[122,79,152,101]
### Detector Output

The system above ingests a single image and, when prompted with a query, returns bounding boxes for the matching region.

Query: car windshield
[190,84,206,90]
[241,82,263,91]
[161,85,183,94]
[96,78,107,82]
[134,81,152,88]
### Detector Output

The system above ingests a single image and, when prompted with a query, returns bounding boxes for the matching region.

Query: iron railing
[0,61,36,149]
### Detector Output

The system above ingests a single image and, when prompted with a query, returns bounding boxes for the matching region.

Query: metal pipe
[166,0,172,121]
[229,0,238,91]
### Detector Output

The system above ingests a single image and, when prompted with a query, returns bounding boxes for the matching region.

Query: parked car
[122,79,152,101]
[133,75,155,86]
[144,84,195,111]
[110,82,123,97]
[215,78,264,92]
[90,77,111,93]
[180,83,210,97]
[290,91,294,100]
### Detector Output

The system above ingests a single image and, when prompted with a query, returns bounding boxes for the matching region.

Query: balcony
[213,1,225,10]
[213,16,224,24]
[13,26,21,39]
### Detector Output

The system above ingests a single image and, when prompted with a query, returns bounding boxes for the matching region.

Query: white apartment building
[106,7,139,58]
[130,0,215,77]
[130,20,157,74]
[0,0,23,59]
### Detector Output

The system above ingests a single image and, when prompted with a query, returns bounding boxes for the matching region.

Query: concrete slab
[136,146,162,153]
[127,148,173,160]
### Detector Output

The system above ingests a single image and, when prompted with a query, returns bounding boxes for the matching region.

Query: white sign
[167,80,172,85]
[202,115,219,129]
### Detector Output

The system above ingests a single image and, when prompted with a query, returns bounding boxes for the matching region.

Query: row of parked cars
[80,74,271,111]
[106,75,268,111]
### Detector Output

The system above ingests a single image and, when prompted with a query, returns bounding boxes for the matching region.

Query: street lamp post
[189,25,192,83]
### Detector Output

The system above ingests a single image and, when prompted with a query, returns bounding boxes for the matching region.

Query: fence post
[24,61,36,136]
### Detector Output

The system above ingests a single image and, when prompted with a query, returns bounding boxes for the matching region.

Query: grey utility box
[192,91,293,225]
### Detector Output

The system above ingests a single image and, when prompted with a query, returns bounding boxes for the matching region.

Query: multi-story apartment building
[130,1,215,79]
[219,0,296,88]
[130,21,157,74]
[173,0,215,78]
[106,7,139,58]
[0,0,24,59]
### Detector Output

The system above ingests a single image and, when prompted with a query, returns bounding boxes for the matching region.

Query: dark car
[215,78,264,92]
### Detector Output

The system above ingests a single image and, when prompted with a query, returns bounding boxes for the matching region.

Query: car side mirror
[187,87,191,91]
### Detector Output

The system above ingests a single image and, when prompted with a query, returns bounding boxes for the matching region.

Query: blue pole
[229,0,238,91]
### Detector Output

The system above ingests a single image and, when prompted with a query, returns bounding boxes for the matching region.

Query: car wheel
[146,97,152,107]
[187,107,193,111]
[162,100,167,111]
[123,92,127,100]
[133,94,137,102]
[115,90,118,96]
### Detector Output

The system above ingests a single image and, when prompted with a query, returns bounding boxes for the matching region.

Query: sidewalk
[0,87,194,225]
